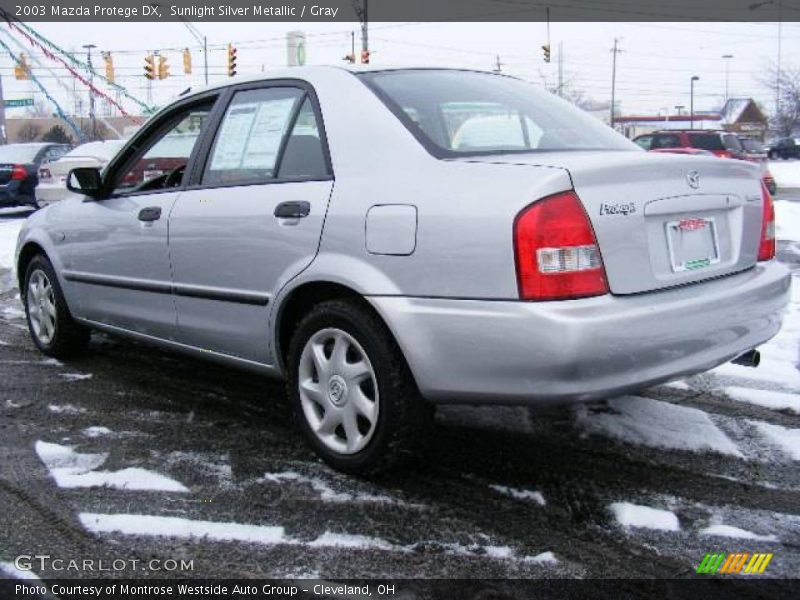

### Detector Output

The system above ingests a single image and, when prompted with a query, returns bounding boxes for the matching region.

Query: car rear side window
[359,70,636,157]
[202,87,328,186]
[688,133,725,151]
[650,134,681,149]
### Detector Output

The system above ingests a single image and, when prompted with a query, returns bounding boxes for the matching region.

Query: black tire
[286,299,432,475]
[28,197,41,210]
[23,254,90,358]
[768,150,777,160]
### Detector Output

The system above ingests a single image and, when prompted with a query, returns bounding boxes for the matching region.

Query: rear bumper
[0,182,31,207]
[369,261,791,405]
[35,182,69,204]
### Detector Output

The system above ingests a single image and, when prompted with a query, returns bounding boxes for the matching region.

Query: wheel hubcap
[298,328,379,455]
[27,269,56,345]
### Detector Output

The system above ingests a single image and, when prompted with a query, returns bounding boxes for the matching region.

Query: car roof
[649,130,728,135]
[181,65,516,98]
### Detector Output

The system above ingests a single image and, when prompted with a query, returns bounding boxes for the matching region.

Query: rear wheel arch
[275,281,402,375]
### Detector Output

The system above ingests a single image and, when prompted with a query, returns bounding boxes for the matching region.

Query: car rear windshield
[0,144,43,163]
[688,133,742,152]
[358,70,636,156]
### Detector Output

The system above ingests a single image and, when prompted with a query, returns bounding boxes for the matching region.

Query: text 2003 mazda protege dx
[15,67,790,473]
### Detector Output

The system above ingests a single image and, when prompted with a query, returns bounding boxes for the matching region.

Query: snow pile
[749,421,800,460]
[488,484,546,506]
[575,396,743,457]
[0,217,24,294]
[308,531,396,551]
[700,524,778,542]
[609,502,680,531]
[775,200,800,243]
[724,386,800,415]
[769,161,800,188]
[713,272,800,389]
[35,441,188,492]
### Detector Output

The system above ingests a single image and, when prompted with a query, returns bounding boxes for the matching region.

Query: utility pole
[354,0,368,56]
[494,55,503,73]
[557,41,564,97]
[610,38,621,128]
[690,75,700,129]
[83,44,97,139]
[722,54,733,103]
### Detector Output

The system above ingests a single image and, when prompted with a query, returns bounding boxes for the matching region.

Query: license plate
[665,217,720,273]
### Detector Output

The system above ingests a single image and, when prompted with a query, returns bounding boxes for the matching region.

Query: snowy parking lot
[0,185,799,582]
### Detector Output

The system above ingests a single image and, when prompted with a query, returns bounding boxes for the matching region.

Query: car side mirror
[66,167,104,198]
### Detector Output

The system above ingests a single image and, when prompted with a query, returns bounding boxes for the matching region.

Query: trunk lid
[460,151,764,295]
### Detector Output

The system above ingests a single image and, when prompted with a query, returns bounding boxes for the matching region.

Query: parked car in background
[0,143,70,209]
[15,67,789,473]
[739,138,776,195]
[633,130,746,159]
[36,140,126,206]
[767,137,800,160]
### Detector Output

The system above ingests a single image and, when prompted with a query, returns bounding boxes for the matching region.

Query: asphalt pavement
[0,203,799,585]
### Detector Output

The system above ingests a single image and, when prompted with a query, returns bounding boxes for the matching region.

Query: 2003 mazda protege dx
[15,67,790,473]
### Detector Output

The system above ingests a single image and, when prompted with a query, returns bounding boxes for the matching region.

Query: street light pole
[749,0,783,119]
[690,76,699,129]
[82,44,97,139]
[722,54,733,102]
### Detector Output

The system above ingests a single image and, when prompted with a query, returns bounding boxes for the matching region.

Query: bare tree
[17,122,42,142]
[25,99,51,118]
[763,64,800,137]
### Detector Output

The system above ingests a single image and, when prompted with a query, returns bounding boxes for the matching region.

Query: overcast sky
[0,20,796,119]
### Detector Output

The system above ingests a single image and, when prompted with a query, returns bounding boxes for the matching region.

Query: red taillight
[758,183,776,261]
[513,191,609,301]
[10,164,27,181]
[713,150,733,159]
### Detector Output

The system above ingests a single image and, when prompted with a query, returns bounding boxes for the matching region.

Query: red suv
[633,130,745,159]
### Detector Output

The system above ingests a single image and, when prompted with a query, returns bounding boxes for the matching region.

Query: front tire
[23,255,90,358]
[287,299,431,474]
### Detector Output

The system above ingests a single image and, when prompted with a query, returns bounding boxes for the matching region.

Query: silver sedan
[15,67,790,473]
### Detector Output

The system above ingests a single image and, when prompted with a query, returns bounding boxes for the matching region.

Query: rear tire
[23,255,90,358]
[286,299,432,475]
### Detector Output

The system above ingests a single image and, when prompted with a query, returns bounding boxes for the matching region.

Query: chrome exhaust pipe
[731,349,760,368]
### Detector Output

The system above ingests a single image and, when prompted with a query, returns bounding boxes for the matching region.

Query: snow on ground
[79,511,558,565]
[724,386,800,415]
[775,200,800,243]
[261,471,400,505]
[712,272,800,390]
[47,404,86,414]
[0,561,42,581]
[769,160,800,188]
[488,484,546,506]
[748,421,800,460]
[575,396,743,457]
[609,502,680,532]
[83,426,112,438]
[35,441,188,492]
[61,372,93,382]
[699,524,779,542]
[80,513,287,546]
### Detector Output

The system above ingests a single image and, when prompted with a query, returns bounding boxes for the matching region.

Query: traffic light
[227,43,237,77]
[182,48,192,75]
[103,52,114,83]
[360,49,370,64]
[144,54,155,80]
[343,53,355,63]
[542,44,551,63]
[158,55,169,80]
[14,53,30,80]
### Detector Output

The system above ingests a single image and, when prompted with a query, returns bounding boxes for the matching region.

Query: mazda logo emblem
[686,170,700,189]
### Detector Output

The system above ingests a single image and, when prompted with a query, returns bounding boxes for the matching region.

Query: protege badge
[599,202,636,216]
